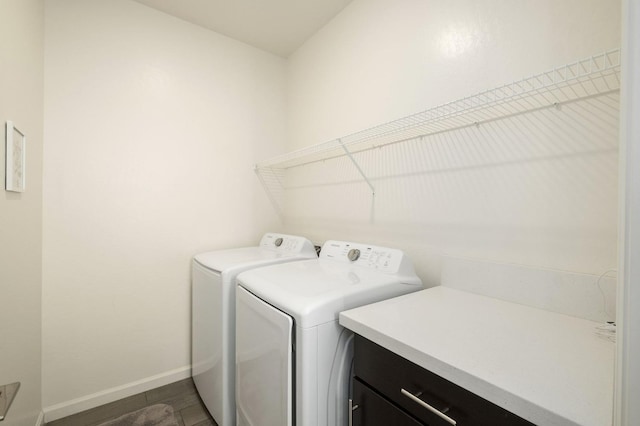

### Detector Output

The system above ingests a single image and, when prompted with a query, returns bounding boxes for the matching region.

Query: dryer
[192,233,317,426]
[235,240,423,426]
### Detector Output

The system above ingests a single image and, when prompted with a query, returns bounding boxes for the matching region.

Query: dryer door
[236,286,293,426]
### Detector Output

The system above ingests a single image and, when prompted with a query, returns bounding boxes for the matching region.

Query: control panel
[259,233,316,255]
[319,240,404,274]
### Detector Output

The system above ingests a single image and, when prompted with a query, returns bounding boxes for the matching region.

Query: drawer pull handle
[401,388,457,425]
[348,398,359,426]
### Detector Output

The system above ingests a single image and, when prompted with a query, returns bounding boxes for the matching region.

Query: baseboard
[35,411,45,426]
[42,365,191,423]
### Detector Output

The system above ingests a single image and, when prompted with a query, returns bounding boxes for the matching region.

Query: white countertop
[339,286,615,426]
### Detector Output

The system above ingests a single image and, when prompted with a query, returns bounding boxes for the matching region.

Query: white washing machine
[192,233,317,426]
[235,240,423,426]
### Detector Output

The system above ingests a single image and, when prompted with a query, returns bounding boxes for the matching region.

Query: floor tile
[156,391,204,413]
[193,419,217,426]
[174,410,185,426]
[145,378,197,404]
[47,393,147,426]
[45,379,215,426]
[180,404,211,426]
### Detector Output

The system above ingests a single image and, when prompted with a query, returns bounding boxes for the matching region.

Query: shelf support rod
[338,138,375,196]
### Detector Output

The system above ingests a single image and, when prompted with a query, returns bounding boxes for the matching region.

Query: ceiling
[132,0,353,57]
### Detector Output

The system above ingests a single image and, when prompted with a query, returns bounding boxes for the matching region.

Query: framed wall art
[5,121,26,192]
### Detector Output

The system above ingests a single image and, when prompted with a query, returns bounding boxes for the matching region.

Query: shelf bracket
[337,139,375,196]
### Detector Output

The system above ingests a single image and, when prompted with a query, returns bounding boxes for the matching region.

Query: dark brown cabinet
[352,378,423,426]
[350,335,535,426]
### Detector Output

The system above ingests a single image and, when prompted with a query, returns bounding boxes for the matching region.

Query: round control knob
[275,238,283,247]
[347,248,361,261]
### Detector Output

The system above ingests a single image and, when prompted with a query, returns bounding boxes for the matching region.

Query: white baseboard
[42,366,192,423]
[35,411,45,426]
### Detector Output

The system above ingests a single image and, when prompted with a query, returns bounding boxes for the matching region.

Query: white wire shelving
[255,49,621,216]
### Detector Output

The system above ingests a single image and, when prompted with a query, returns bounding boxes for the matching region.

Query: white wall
[42,0,285,419]
[284,0,621,289]
[0,1,44,425]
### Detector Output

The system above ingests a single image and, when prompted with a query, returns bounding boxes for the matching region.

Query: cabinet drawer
[354,336,535,426]
[352,378,423,426]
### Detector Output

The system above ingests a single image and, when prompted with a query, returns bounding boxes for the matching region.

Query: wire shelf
[256,48,621,215]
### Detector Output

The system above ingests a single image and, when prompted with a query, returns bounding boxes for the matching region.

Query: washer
[235,240,423,426]
[192,233,317,426]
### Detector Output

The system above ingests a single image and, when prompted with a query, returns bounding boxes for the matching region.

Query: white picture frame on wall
[5,121,26,192]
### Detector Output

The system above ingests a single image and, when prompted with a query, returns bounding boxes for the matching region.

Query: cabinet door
[355,336,535,426]
[352,378,424,426]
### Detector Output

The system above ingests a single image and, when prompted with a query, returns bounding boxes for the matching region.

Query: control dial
[347,248,361,261]
[275,238,283,247]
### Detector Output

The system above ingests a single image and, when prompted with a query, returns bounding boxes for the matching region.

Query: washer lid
[194,233,317,273]
[237,241,422,328]
[195,247,282,273]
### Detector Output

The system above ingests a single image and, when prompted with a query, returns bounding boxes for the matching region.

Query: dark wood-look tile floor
[46,378,217,426]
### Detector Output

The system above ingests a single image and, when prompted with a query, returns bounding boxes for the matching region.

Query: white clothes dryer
[235,240,423,426]
[192,233,317,426]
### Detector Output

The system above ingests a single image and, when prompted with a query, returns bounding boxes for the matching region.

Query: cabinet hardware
[401,388,457,425]
[348,398,359,426]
